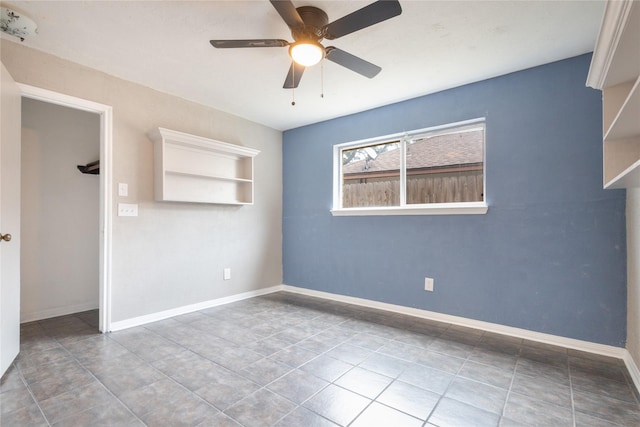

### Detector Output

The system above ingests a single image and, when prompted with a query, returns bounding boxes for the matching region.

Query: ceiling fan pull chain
[320,60,324,98]
[291,66,296,106]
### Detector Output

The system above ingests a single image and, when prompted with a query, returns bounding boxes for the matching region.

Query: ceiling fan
[210,0,402,89]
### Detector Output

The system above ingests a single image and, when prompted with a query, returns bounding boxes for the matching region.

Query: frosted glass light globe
[290,42,324,67]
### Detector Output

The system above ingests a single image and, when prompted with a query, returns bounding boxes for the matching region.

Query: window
[332,119,487,216]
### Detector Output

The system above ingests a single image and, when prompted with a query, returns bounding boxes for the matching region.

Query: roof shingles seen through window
[343,131,483,175]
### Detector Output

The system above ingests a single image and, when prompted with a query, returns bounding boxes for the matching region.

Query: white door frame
[19,84,113,332]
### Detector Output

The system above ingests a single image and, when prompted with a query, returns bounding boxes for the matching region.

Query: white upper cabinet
[587,0,640,189]
[149,128,260,205]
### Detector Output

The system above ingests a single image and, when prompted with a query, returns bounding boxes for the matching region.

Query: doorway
[19,84,113,332]
[21,98,100,326]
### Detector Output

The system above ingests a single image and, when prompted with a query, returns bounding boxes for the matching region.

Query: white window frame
[331,118,488,216]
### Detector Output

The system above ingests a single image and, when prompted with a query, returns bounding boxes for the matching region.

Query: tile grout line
[94,336,225,425]
[419,326,477,425]
[567,360,577,427]
[248,312,420,425]
[12,359,53,427]
[13,297,640,427]
[262,321,375,426]
[19,318,102,427]
[255,305,363,426]
[146,304,343,426]
[49,320,150,426]
[128,314,294,426]
[501,349,522,423]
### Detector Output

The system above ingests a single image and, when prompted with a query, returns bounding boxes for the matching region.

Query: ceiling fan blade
[270,0,305,29]
[324,0,402,40]
[283,61,305,89]
[325,47,381,78]
[210,39,290,48]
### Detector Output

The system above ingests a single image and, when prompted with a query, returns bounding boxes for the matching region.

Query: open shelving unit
[587,0,640,189]
[149,127,260,205]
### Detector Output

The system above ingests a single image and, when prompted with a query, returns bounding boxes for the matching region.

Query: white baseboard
[21,302,99,323]
[109,285,282,332]
[285,284,637,393]
[623,350,640,392]
[104,283,639,393]
[280,285,627,359]
[283,285,640,392]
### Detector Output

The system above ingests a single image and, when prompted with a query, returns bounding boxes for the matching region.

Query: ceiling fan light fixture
[210,0,402,89]
[290,41,324,67]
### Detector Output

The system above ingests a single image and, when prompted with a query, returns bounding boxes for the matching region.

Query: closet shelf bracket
[77,160,99,175]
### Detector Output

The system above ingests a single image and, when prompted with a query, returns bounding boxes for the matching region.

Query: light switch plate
[118,183,128,197]
[118,203,138,217]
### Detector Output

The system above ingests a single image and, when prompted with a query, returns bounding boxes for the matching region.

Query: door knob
[0,233,11,242]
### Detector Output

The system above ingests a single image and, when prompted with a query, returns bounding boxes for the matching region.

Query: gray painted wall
[283,54,627,347]
[2,41,283,324]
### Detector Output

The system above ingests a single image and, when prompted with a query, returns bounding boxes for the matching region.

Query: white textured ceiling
[1,1,604,131]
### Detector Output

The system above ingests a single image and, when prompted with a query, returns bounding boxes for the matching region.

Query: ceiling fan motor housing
[292,6,328,41]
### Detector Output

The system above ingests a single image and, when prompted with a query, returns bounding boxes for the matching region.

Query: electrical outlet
[424,277,434,292]
[223,268,231,280]
[118,203,138,217]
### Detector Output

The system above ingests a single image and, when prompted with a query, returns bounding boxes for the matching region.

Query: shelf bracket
[77,160,100,175]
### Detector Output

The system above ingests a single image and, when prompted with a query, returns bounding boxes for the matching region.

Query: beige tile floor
[1,291,639,426]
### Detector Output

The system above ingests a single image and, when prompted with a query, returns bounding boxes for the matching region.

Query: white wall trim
[284,283,637,390]
[105,282,638,391]
[111,282,628,360]
[331,203,488,217]
[17,83,113,333]
[281,285,626,359]
[586,0,635,89]
[109,286,282,332]
[332,118,487,215]
[623,350,640,392]
[20,302,99,324]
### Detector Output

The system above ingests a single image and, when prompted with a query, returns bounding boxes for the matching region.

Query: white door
[0,62,21,377]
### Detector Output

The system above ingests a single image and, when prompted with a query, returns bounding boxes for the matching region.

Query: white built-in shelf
[604,76,640,141]
[605,158,640,189]
[587,0,640,189]
[149,127,260,205]
[165,169,253,183]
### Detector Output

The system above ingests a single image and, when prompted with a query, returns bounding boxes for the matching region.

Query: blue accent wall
[282,54,627,347]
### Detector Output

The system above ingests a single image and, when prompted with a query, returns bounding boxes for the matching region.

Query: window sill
[330,202,488,216]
